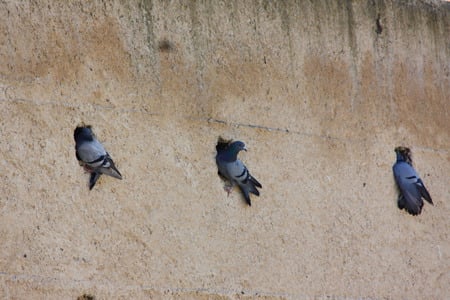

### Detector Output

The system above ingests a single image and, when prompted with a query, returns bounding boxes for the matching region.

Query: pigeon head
[395,146,412,165]
[229,141,247,153]
[74,125,94,142]
[217,140,247,162]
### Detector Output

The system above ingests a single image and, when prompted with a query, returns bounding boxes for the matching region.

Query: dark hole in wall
[376,14,383,34]
[158,39,175,52]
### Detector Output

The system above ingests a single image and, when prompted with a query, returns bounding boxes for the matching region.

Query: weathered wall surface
[0,0,449,299]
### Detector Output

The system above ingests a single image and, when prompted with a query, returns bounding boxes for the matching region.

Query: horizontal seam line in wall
[0,96,363,142]
[1,96,449,154]
[0,271,308,299]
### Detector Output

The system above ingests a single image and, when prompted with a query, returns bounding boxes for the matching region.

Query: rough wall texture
[0,0,449,299]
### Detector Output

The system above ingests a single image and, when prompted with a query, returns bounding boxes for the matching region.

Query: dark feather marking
[88,155,106,165]
[236,168,247,178]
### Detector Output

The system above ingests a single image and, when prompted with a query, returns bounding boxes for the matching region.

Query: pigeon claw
[83,165,95,173]
[224,184,234,197]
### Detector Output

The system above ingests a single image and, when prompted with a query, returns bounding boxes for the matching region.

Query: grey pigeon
[74,125,122,190]
[216,138,262,206]
[393,146,433,215]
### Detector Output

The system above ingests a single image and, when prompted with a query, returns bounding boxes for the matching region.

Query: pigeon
[216,138,262,206]
[74,125,122,190]
[392,146,433,215]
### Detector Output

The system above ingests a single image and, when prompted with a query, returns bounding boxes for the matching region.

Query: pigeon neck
[225,151,237,162]
[396,152,405,162]
[222,149,239,162]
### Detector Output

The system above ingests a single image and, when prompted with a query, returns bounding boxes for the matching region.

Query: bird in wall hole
[74,125,122,190]
[215,137,262,206]
[392,146,433,215]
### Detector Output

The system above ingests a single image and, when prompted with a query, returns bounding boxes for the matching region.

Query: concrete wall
[1,0,449,299]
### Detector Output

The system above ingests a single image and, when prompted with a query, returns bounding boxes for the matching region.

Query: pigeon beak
[243,146,247,152]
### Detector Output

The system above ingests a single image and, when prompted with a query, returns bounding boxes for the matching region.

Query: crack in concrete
[204,117,366,143]
[1,96,448,155]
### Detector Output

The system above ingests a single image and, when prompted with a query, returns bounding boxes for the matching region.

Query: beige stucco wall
[1,1,449,299]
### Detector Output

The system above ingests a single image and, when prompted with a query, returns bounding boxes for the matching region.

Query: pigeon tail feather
[417,179,433,204]
[89,172,101,190]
